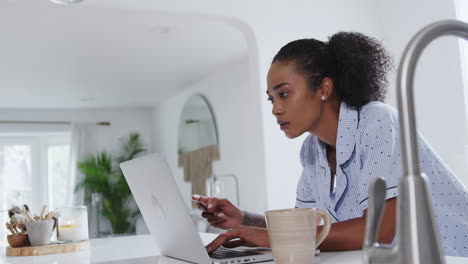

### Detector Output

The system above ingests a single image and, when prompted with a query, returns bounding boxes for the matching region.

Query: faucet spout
[363,20,468,264]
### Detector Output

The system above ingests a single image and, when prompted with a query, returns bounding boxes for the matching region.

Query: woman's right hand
[192,194,244,230]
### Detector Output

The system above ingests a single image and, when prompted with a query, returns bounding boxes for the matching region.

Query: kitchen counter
[1,233,467,263]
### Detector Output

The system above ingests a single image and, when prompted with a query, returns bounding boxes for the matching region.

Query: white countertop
[1,233,467,264]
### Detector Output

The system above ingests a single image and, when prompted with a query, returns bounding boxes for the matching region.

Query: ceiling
[0,0,247,109]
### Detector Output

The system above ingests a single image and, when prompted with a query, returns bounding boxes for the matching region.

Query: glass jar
[56,206,89,242]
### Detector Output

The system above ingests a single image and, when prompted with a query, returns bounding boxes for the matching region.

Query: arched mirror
[178,95,219,203]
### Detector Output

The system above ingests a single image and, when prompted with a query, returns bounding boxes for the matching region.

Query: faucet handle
[364,177,387,248]
[363,178,396,263]
[363,178,387,248]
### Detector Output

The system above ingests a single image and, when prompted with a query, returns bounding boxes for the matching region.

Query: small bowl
[7,234,30,248]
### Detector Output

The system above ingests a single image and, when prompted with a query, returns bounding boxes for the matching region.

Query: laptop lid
[120,153,212,264]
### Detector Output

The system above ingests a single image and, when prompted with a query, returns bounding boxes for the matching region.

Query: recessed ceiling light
[50,0,84,4]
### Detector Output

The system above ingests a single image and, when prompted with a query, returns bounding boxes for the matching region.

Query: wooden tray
[6,240,90,256]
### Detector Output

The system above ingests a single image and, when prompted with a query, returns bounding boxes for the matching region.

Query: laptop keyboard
[209,247,263,259]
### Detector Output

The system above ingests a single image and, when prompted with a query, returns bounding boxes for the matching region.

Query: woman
[193,32,468,257]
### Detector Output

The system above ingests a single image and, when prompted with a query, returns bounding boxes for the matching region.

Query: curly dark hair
[272,32,393,108]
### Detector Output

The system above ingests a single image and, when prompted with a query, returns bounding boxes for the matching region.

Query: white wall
[95,0,468,209]
[122,0,385,210]
[379,0,468,188]
[148,0,468,207]
[152,56,267,213]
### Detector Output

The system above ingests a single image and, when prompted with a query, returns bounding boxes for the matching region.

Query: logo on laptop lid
[151,193,167,223]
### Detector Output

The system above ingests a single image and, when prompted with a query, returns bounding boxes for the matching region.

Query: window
[48,144,71,209]
[0,133,71,246]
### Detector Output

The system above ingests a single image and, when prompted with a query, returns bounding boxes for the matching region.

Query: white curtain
[68,123,96,206]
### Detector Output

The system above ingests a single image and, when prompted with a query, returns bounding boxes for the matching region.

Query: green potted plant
[75,133,146,235]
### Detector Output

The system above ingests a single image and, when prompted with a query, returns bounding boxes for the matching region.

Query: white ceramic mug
[265,208,331,264]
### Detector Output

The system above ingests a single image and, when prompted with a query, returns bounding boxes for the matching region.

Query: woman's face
[266,61,325,139]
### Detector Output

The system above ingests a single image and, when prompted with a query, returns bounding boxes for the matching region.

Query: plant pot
[25,220,54,246]
[7,234,29,248]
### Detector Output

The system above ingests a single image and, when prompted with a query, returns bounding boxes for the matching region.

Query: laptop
[120,153,273,264]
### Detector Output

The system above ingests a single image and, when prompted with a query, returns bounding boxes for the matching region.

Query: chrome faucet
[363,20,468,264]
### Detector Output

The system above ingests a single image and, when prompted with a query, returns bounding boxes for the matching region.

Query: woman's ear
[319,77,335,99]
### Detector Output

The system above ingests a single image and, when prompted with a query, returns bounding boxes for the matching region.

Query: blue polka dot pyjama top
[295,101,468,257]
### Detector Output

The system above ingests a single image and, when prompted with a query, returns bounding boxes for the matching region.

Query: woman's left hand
[205,226,270,254]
